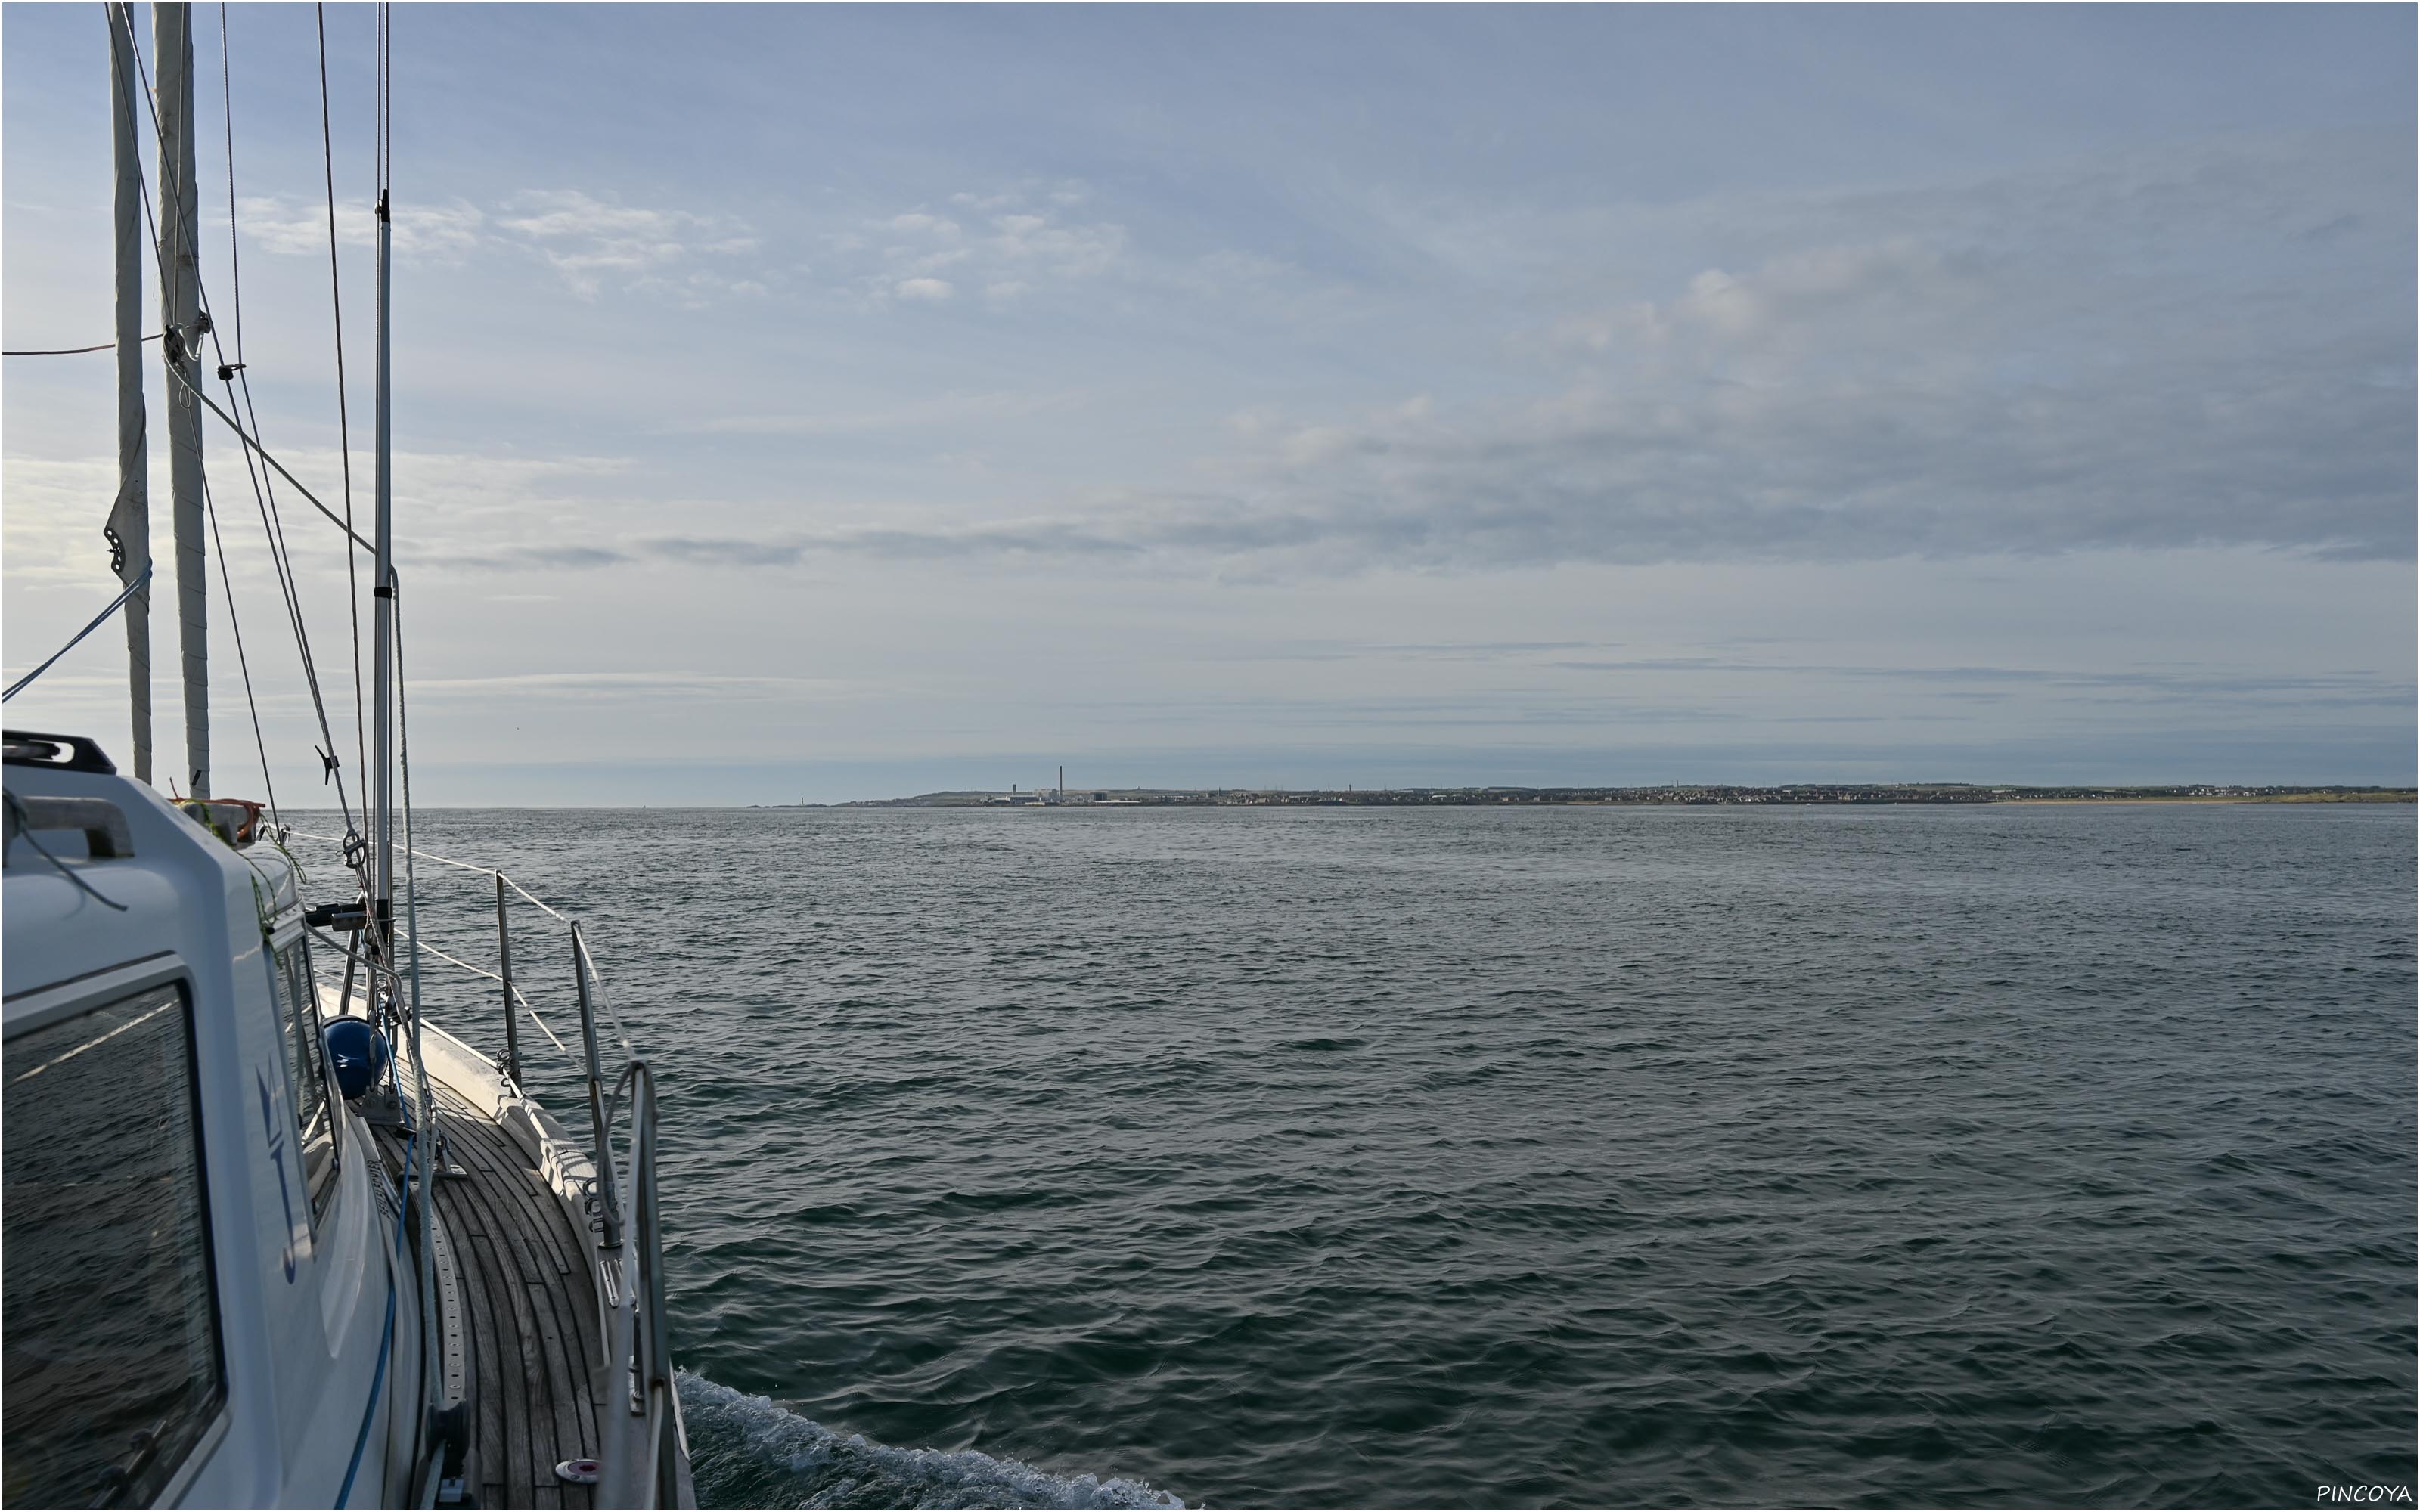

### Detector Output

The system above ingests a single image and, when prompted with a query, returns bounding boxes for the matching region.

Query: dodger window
[2,980,225,1507]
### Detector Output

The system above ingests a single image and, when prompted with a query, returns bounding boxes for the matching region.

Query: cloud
[857,187,1126,306]
[644,536,807,567]
[987,211,1123,277]
[401,669,851,703]
[361,297,2412,576]
[552,135,2398,575]
[1170,317,2411,569]
[457,293,2406,570]
[687,389,1085,437]
[1545,656,2412,709]
[1555,239,1981,354]
[187,136,2419,580]
[235,187,759,302]
[430,519,1156,572]
[493,191,678,243]
[424,544,633,572]
[2,432,647,595]
[494,189,758,300]
[233,194,485,261]
[1075,141,2406,572]
[948,180,1095,215]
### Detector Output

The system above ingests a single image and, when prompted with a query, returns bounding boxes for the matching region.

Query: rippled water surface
[359,804,2414,1507]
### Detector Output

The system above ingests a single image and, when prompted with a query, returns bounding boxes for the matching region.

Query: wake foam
[676,1370,1185,1510]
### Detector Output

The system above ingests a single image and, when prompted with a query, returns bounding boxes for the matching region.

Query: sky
[3,4,2412,805]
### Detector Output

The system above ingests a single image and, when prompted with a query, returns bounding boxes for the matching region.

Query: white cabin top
[5,733,418,1507]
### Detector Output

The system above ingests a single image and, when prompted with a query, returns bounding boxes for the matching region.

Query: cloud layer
[334,138,2412,578]
[231,187,761,302]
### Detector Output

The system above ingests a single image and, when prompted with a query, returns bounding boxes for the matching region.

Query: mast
[154,2,207,798]
[105,4,150,785]
[370,177,396,959]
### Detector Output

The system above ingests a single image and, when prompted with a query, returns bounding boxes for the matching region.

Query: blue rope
[3,563,152,702]
[335,1284,395,1507]
[336,1127,415,1507]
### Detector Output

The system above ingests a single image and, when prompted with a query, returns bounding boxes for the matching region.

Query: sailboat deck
[376,1082,606,1510]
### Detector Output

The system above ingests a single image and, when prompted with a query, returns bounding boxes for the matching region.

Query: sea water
[348,802,2414,1507]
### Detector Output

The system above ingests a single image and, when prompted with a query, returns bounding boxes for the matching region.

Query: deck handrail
[446,869,681,1506]
[621,1060,681,1506]
[286,829,684,1507]
[572,922,626,1250]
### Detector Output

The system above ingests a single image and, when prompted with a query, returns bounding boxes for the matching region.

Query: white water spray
[676,1371,1184,1510]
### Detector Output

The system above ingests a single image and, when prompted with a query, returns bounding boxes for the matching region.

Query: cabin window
[274,940,340,1219]
[2,980,224,1507]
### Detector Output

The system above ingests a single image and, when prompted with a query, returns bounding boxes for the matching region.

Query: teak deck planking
[375,1082,607,1509]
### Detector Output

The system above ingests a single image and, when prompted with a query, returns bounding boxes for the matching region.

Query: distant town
[780,782,2417,810]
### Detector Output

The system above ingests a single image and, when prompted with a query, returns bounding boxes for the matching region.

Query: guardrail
[460,866,681,1507]
[288,831,683,1507]
[622,1059,680,1507]
[572,924,625,1251]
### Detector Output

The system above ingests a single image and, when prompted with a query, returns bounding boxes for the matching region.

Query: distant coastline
[774,783,2418,810]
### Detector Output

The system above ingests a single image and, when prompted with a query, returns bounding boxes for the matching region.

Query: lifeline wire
[289,826,596,932]
[284,828,594,1061]
[406,937,573,1056]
